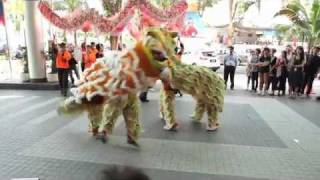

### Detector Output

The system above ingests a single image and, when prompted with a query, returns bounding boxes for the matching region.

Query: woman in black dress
[269,48,278,96]
[275,51,288,96]
[96,44,104,58]
[288,46,305,98]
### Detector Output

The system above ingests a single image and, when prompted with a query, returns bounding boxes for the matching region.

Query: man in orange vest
[56,43,72,96]
[83,43,98,69]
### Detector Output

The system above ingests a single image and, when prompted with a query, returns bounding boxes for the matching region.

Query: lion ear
[170,32,178,38]
[146,31,157,38]
[159,28,178,38]
[145,28,159,37]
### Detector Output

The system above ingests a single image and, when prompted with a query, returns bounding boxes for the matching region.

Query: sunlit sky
[86,0,291,28]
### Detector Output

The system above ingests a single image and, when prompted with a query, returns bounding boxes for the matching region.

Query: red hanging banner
[38,0,188,34]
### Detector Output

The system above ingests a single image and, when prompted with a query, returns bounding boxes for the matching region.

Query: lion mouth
[151,49,168,62]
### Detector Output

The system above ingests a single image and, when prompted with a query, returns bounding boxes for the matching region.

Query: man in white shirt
[224,46,238,90]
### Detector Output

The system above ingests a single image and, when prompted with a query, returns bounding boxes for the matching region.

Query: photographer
[56,43,72,96]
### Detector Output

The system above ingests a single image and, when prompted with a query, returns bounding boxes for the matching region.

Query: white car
[181,50,220,71]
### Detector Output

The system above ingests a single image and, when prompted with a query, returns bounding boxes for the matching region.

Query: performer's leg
[57,69,63,95]
[62,69,69,96]
[159,88,165,120]
[102,102,123,135]
[191,99,205,123]
[161,88,178,131]
[230,66,236,90]
[122,94,140,146]
[69,68,75,85]
[206,104,219,131]
[87,104,104,136]
[74,65,80,80]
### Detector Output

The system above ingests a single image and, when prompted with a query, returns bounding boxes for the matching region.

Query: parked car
[181,50,220,71]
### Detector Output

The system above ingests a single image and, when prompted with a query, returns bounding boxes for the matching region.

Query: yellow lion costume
[152,30,226,131]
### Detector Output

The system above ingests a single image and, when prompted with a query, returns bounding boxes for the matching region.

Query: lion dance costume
[154,31,226,131]
[58,29,174,146]
[58,28,225,146]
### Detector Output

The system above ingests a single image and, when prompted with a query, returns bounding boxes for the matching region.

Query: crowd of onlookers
[52,41,105,96]
[244,45,320,99]
[52,39,320,101]
[224,44,320,99]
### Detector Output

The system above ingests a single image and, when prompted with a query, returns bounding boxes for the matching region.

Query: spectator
[56,43,72,97]
[96,43,104,58]
[68,45,80,86]
[81,42,86,72]
[246,55,252,90]
[275,51,288,96]
[286,45,294,95]
[286,45,294,60]
[84,45,96,69]
[288,46,305,98]
[303,46,320,97]
[250,48,260,92]
[269,48,277,96]
[49,41,58,73]
[256,47,271,96]
[175,37,185,59]
[97,166,150,180]
[174,37,184,97]
[122,43,127,51]
[224,46,238,90]
[90,42,97,52]
[118,43,122,51]
[90,42,98,59]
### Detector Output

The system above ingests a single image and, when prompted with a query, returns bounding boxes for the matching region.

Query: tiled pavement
[0,86,320,180]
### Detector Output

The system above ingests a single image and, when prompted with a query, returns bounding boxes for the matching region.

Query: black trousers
[139,91,148,101]
[303,73,315,95]
[224,66,236,89]
[58,68,69,96]
[269,75,277,91]
[81,62,85,72]
[69,65,80,84]
[277,74,287,93]
[251,72,258,91]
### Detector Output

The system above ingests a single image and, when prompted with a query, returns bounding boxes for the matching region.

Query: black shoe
[63,91,67,97]
[96,130,109,144]
[127,137,139,147]
[316,96,320,101]
[96,134,108,144]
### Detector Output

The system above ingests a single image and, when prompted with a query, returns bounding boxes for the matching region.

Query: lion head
[143,28,179,64]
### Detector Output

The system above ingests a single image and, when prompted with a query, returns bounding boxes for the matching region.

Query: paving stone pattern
[0,90,320,180]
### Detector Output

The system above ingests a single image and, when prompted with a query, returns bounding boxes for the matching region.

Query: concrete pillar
[24,0,47,82]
